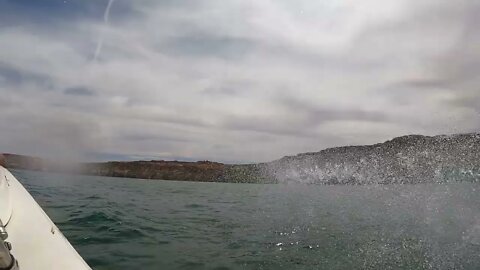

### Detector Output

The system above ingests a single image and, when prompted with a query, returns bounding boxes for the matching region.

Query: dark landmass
[0,153,271,183]
[82,160,271,183]
[2,133,480,184]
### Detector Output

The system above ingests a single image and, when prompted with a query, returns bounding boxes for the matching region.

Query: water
[10,169,480,270]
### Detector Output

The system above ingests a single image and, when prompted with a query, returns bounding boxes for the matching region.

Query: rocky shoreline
[3,133,480,184]
[1,153,272,183]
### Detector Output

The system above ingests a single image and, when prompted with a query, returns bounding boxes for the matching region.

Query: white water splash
[93,0,115,61]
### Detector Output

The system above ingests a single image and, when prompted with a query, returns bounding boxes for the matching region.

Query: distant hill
[0,153,270,183]
[3,133,480,184]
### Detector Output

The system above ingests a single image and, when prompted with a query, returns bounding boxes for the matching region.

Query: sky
[0,0,479,163]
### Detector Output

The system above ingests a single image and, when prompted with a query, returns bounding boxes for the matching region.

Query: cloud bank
[0,0,479,163]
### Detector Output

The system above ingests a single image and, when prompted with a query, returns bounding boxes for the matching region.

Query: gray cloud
[162,33,254,59]
[0,63,53,88]
[64,86,96,96]
[276,95,388,123]
[219,94,389,139]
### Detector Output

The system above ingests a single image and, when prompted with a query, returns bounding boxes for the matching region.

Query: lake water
[11,169,480,269]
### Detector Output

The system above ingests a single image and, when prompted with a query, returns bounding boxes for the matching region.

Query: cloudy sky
[0,0,479,163]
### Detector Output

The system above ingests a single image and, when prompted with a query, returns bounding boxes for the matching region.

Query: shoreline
[3,132,480,185]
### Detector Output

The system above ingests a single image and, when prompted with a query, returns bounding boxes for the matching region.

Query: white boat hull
[0,166,91,270]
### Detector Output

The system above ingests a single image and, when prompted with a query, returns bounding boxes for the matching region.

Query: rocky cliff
[81,161,274,183]
[1,153,272,183]
[3,133,480,184]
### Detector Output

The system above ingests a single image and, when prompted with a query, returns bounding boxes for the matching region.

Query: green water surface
[11,169,480,270]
